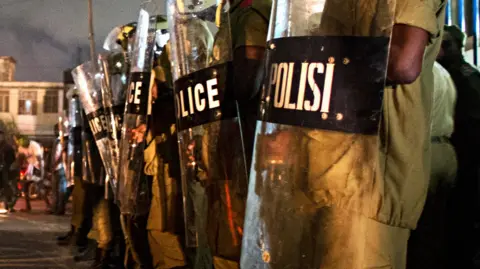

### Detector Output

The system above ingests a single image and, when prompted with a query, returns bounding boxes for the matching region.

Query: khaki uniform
[147,46,186,268]
[244,0,447,268]
[207,2,269,269]
[146,133,186,269]
[309,0,446,267]
[306,0,447,224]
[71,176,86,229]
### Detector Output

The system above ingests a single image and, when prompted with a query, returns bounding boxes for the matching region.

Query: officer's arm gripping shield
[117,8,157,216]
[167,0,249,266]
[241,0,395,268]
[72,62,115,186]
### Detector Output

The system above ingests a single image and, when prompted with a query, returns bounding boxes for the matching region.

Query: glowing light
[25,100,32,112]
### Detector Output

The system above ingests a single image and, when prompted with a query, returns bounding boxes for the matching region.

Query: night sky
[0,0,166,82]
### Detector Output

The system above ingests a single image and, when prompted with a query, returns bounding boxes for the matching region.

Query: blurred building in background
[0,57,16,82]
[0,57,65,146]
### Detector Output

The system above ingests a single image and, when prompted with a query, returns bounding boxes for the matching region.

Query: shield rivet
[336,113,344,121]
[270,43,276,50]
[321,113,328,120]
[343,58,350,65]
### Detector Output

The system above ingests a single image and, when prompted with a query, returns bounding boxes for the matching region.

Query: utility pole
[87,0,96,66]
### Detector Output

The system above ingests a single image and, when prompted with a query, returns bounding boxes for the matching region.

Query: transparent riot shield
[241,0,395,268]
[67,91,83,186]
[72,61,115,185]
[58,113,69,183]
[116,7,157,216]
[98,52,128,187]
[167,0,248,267]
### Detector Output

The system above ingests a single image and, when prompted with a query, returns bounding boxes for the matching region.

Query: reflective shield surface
[168,0,248,267]
[241,0,395,268]
[67,91,83,186]
[72,61,115,185]
[98,52,128,189]
[117,8,157,216]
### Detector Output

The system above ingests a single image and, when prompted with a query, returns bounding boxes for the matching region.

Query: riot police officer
[230,0,270,169]
[241,0,448,268]
[145,44,188,269]
[168,1,249,268]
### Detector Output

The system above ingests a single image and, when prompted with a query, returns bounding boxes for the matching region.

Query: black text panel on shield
[174,62,237,131]
[262,36,390,135]
[127,72,151,115]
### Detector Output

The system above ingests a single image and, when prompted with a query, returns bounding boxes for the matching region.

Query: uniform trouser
[407,140,457,269]
[93,197,113,249]
[242,130,413,269]
[71,176,86,229]
[120,173,154,268]
[148,230,187,269]
[76,182,96,246]
[76,183,118,252]
[184,182,241,269]
[243,204,410,269]
[51,168,67,214]
[122,213,154,269]
[147,166,187,269]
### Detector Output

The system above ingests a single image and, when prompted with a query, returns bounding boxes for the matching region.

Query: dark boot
[56,225,75,246]
[89,247,113,269]
[74,239,97,262]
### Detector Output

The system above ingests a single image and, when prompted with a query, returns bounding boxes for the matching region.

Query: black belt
[431,136,450,144]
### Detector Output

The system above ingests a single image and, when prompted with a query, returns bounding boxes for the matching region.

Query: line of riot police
[54,0,450,268]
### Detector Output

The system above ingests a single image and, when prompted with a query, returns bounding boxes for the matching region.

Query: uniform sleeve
[234,11,268,50]
[395,0,445,41]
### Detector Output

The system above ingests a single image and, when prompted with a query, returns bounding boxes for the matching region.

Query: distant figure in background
[407,62,457,269]
[437,25,480,269]
[15,135,49,212]
[0,129,16,213]
[50,123,67,215]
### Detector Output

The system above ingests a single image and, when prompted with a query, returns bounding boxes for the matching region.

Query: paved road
[0,200,89,269]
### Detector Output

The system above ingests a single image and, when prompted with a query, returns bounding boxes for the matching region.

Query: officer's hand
[131,124,147,143]
[263,130,294,163]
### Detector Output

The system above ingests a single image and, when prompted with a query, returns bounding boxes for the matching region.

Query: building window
[18,91,37,115]
[0,91,9,113]
[43,90,59,113]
